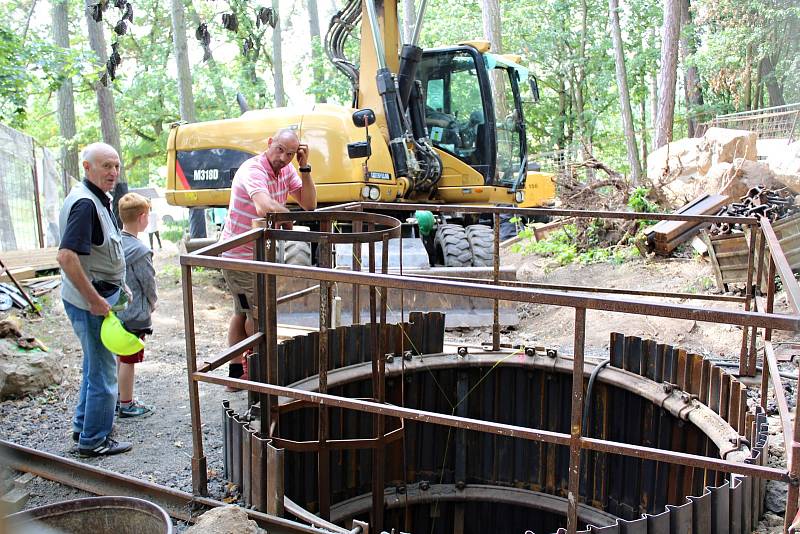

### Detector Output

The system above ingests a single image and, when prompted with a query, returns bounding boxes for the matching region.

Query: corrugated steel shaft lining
[220,322,768,533]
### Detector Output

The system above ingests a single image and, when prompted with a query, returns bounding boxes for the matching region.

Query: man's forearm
[297,172,317,211]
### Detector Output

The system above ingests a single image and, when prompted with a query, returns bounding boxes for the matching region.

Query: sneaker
[72,431,79,443]
[117,400,155,419]
[78,437,132,457]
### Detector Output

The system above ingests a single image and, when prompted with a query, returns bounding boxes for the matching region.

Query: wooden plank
[1,247,59,271]
[0,268,35,283]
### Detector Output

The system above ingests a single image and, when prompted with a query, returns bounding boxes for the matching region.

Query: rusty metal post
[740,228,757,376]
[353,219,363,324]
[371,234,389,530]
[787,364,800,532]
[765,257,776,343]
[567,307,586,534]
[263,230,279,435]
[749,231,767,376]
[182,265,208,496]
[318,234,332,520]
[30,142,44,248]
[493,212,501,351]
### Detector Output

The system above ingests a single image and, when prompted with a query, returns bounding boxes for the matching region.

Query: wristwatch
[299,165,312,173]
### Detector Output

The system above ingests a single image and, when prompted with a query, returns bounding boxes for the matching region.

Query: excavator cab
[418,44,528,190]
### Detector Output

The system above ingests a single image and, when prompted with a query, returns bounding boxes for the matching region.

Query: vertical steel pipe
[265,230,279,435]
[371,233,390,530]
[493,212,501,351]
[182,264,208,495]
[739,228,757,376]
[318,235,332,520]
[231,415,244,488]
[567,307,587,534]
[353,219,362,324]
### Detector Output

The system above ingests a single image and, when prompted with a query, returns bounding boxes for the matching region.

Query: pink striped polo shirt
[221,152,303,260]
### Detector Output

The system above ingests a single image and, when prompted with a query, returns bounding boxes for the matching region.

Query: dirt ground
[1,240,797,532]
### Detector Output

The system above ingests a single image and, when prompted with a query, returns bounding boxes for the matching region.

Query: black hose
[582,358,610,434]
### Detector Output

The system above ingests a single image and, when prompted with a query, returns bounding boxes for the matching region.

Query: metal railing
[180,203,800,534]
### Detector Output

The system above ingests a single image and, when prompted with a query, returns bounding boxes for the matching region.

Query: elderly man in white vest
[57,142,132,457]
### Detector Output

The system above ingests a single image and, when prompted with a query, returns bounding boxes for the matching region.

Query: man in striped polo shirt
[220,128,317,389]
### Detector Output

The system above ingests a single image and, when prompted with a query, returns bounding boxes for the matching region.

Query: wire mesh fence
[696,103,800,140]
[0,123,64,252]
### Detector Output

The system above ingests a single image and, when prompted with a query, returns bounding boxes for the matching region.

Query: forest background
[1,0,798,190]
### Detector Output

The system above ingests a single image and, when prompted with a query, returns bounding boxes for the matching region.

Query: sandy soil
[1,240,797,532]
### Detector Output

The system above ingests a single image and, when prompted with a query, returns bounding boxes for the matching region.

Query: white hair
[81,142,119,164]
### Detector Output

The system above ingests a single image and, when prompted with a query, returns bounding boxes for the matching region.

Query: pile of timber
[0,247,59,282]
[643,194,730,255]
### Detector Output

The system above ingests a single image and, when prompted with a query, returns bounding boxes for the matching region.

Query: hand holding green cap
[101,311,144,356]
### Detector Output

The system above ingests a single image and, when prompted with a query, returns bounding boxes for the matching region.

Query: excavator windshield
[418,46,527,187]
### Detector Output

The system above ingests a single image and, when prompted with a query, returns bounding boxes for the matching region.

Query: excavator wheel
[433,224,472,267]
[279,241,312,266]
[466,224,494,267]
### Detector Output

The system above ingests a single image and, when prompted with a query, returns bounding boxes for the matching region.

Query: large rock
[185,505,265,534]
[646,137,703,184]
[698,127,758,166]
[0,340,63,399]
[766,141,800,194]
[717,159,782,199]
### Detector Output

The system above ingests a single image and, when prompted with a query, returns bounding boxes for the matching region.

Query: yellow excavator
[166,0,554,274]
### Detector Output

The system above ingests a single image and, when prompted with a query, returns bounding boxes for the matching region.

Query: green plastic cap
[101,311,144,356]
[414,210,435,236]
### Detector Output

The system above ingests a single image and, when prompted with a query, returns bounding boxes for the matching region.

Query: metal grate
[696,103,800,141]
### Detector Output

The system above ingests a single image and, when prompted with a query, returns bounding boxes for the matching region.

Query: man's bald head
[265,129,300,174]
[272,129,300,145]
[81,142,121,193]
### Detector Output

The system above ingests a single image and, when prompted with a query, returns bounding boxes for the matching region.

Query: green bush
[161,219,189,243]
[511,223,639,267]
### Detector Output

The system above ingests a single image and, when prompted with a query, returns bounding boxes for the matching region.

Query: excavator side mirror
[352,109,376,127]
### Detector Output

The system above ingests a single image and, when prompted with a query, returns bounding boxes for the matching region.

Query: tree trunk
[272,0,286,107]
[308,0,326,103]
[759,55,786,107]
[170,0,197,123]
[402,0,415,44]
[609,0,642,184]
[84,0,127,210]
[481,0,507,117]
[185,2,227,111]
[52,0,80,190]
[743,43,753,111]
[654,0,681,149]
[169,0,205,237]
[679,0,703,137]
[640,93,649,165]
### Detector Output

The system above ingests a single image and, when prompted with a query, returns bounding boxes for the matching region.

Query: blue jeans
[64,291,119,449]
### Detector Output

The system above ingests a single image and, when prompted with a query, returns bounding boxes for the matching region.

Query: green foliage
[0,25,82,128]
[161,219,188,243]
[6,0,798,191]
[511,223,640,267]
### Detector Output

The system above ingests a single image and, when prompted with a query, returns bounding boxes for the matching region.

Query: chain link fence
[0,123,64,252]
